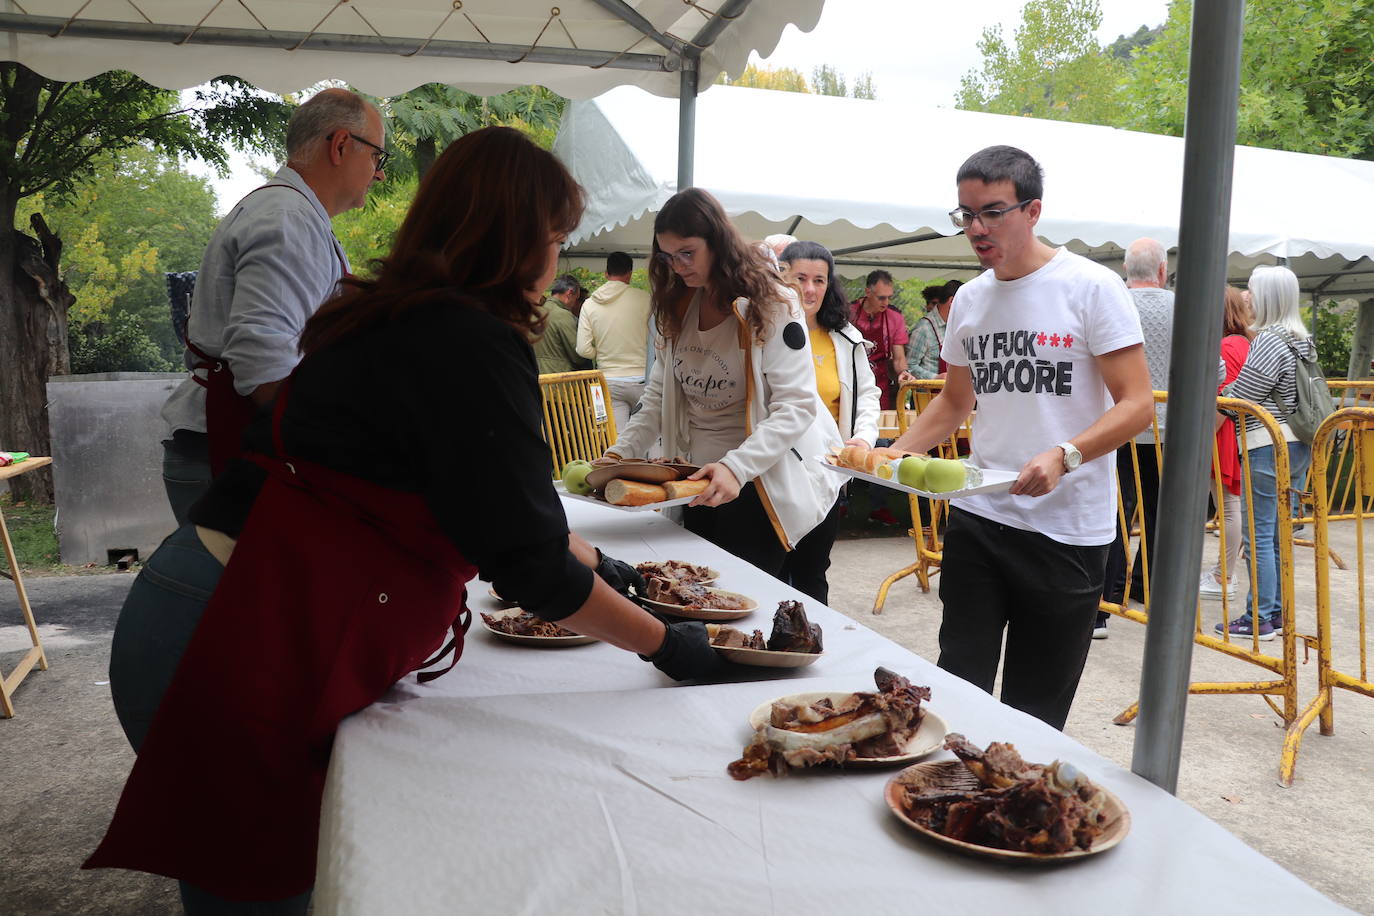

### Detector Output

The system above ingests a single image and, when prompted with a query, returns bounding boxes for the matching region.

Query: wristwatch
[1058,441,1082,473]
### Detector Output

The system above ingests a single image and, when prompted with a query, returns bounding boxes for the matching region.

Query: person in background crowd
[159,88,386,525]
[892,145,1151,729]
[764,233,798,261]
[601,188,841,576]
[779,240,882,603]
[90,127,724,914]
[1098,237,1173,638]
[533,274,592,374]
[1200,286,1255,601]
[1215,265,1315,641]
[577,252,652,431]
[850,269,909,410]
[908,279,962,380]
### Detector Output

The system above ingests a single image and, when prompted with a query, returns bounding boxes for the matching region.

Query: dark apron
[86,383,475,900]
[186,183,350,477]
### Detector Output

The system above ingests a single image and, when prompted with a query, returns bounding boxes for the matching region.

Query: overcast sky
[193,0,1172,212]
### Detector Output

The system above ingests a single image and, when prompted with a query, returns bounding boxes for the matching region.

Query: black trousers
[937,508,1110,730]
[683,482,788,578]
[1104,443,1160,604]
[780,497,843,604]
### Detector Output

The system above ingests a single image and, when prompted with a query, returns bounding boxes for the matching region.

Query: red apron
[85,385,476,900]
[186,183,350,477]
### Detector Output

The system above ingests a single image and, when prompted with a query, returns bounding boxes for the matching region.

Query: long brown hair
[648,187,787,343]
[1221,285,1254,340]
[300,126,584,354]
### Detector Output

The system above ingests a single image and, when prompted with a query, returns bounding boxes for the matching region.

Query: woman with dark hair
[1199,286,1255,601]
[778,240,881,602]
[602,188,841,575]
[87,128,721,913]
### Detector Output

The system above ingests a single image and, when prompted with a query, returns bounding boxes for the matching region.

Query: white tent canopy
[0,1,820,98]
[554,84,1374,297]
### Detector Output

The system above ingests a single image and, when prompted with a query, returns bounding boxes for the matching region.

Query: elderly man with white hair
[1099,237,1173,636]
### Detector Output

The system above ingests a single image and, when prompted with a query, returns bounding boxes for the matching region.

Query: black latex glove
[639,619,728,681]
[595,549,645,598]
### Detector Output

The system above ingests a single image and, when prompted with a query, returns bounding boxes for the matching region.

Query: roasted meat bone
[766,600,823,653]
[727,667,930,779]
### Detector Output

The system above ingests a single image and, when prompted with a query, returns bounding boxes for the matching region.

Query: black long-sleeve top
[190,296,594,620]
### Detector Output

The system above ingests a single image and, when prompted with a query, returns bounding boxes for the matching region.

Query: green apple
[561,459,595,495]
[923,458,967,493]
[896,455,929,490]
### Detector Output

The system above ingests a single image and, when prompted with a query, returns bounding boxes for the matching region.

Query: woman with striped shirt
[1215,266,1315,640]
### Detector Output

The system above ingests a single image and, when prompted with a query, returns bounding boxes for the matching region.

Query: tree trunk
[0,205,73,503]
[415,137,437,181]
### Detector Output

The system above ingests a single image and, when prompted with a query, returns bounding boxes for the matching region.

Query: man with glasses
[891,145,1152,729]
[160,88,386,524]
[849,269,909,410]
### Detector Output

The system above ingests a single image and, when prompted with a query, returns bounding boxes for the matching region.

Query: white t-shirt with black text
[940,247,1143,546]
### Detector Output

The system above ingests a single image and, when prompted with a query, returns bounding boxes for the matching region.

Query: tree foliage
[0,65,290,501]
[719,64,879,98]
[955,0,1128,123]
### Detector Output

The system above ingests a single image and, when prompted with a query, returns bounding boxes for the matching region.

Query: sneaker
[1214,615,1275,641]
[1197,573,1238,601]
[1092,611,1109,639]
[868,507,899,526]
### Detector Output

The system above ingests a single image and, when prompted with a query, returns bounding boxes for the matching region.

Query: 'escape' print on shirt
[962,328,1075,397]
[675,345,739,409]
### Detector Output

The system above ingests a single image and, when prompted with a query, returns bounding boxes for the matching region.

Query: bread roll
[605,479,668,506]
[839,444,870,470]
[862,450,891,474]
[662,479,709,499]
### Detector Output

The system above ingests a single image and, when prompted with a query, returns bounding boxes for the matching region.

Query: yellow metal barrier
[1106,396,1303,735]
[537,370,617,477]
[1281,406,1374,786]
[871,380,969,613]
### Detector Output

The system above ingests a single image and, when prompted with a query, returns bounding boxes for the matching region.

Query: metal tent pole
[1132,0,1247,793]
[677,62,698,190]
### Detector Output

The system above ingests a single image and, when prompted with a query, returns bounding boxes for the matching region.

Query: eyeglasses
[655,248,697,267]
[347,132,391,173]
[948,199,1033,229]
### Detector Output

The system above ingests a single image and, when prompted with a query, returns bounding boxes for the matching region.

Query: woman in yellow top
[779,240,882,602]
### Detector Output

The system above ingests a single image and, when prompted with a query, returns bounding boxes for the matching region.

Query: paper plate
[640,588,757,621]
[479,612,598,648]
[884,760,1130,863]
[747,691,949,768]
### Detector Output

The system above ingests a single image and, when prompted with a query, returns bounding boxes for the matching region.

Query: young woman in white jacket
[779,241,882,602]
[602,189,841,577]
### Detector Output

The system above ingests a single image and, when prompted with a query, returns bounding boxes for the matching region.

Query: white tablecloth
[316,499,1344,915]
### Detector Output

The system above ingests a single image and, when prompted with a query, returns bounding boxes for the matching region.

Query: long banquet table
[315,499,1345,914]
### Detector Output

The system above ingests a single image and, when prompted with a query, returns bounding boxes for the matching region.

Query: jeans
[1241,442,1312,626]
[108,524,312,915]
[162,432,213,528]
[937,508,1110,730]
[605,377,646,437]
[781,497,842,604]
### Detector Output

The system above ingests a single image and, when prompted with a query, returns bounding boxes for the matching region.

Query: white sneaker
[1198,573,1237,601]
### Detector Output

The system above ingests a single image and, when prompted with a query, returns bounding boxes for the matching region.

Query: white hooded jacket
[609,289,842,549]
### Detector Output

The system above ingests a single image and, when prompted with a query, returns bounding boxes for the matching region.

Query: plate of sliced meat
[479,610,598,647]
[634,559,719,586]
[705,601,824,667]
[639,583,758,621]
[884,734,1129,862]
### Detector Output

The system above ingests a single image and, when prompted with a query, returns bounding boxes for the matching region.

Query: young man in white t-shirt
[892,145,1153,729]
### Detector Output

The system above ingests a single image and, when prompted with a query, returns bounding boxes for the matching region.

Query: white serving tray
[555,480,696,512]
[820,461,1018,500]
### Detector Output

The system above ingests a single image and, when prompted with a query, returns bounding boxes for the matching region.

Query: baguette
[605,479,669,506]
[838,444,871,470]
[662,478,709,499]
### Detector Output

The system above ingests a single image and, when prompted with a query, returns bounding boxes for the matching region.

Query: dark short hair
[865,269,894,288]
[780,240,849,332]
[550,274,580,297]
[956,145,1044,203]
[606,251,633,276]
[921,284,944,304]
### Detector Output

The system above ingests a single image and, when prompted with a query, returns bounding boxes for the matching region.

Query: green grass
[0,494,62,575]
